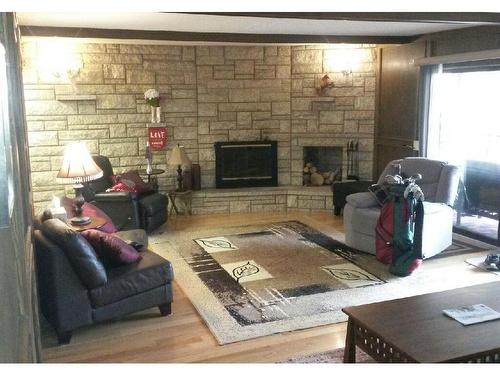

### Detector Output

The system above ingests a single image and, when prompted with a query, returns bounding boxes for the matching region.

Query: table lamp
[168,144,191,191]
[56,142,103,225]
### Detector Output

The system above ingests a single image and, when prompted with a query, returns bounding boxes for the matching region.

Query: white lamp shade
[56,142,103,183]
[168,144,191,166]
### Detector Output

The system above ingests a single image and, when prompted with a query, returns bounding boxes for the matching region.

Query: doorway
[426,63,500,244]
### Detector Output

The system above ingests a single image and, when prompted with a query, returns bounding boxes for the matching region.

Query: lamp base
[70,216,91,225]
[72,184,90,225]
[176,164,184,192]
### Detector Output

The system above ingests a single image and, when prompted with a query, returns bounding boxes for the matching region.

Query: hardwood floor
[41,211,348,363]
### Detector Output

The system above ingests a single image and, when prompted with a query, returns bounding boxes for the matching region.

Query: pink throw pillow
[106,181,137,193]
[81,229,142,266]
[111,171,153,193]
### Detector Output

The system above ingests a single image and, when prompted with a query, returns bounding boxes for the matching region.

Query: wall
[420,26,500,56]
[0,13,40,362]
[21,39,377,214]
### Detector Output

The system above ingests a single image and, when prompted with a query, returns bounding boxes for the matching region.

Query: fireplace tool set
[346,140,360,180]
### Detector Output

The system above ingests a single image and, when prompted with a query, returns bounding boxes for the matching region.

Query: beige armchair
[343,157,460,259]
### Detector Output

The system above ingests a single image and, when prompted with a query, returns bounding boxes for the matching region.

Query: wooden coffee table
[342,281,500,363]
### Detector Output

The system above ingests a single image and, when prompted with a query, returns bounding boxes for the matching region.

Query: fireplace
[215,141,278,188]
[303,146,343,186]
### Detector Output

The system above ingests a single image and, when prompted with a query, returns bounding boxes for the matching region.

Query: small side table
[138,168,165,191]
[168,190,192,216]
[67,216,106,232]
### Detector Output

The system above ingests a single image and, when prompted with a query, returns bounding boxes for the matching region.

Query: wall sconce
[36,38,83,80]
[316,74,334,96]
[340,67,352,76]
[324,47,363,77]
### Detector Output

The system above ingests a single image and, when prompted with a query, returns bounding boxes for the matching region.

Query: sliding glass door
[426,61,500,244]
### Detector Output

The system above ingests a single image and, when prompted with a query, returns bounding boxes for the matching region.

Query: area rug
[150,220,498,345]
[280,347,373,363]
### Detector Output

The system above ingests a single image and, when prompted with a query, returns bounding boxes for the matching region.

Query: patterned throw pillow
[81,229,142,267]
[110,171,153,193]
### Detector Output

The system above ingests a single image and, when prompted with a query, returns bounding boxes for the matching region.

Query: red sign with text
[148,127,167,150]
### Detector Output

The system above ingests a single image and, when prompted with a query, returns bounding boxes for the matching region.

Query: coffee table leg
[344,318,356,363]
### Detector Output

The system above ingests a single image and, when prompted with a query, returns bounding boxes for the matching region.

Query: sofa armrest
[93,191,137,202]
[114,229,148,251]
[90,199,141,231]
[345,192,379,208]
[34,230,93,333]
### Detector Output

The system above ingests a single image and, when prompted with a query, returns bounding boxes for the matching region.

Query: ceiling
[17,12,500,44]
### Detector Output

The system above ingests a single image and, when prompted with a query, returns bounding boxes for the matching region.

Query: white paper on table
[443,304,500,326]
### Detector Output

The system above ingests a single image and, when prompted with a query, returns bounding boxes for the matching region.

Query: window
[427,67,500,165]
[426,61,500,244]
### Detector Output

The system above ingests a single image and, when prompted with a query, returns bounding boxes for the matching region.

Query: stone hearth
[191,185,332,215]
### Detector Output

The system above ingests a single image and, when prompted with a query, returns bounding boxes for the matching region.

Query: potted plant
[144,88,161,123]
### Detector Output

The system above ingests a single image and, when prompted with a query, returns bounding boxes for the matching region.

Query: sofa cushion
[400,158,445,184]
[41,219,107,289]
[400,158,446,202]
[89,251,173,308]
[81,229,142,267]
[88,155,114,193]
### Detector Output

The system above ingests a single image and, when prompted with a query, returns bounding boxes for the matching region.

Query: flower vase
[151,106,161,123]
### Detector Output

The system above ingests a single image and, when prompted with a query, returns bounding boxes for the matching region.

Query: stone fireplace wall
[290,46,376,184]
[22,40,377,213]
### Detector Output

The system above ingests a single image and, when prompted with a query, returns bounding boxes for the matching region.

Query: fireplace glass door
[215,141,278,188]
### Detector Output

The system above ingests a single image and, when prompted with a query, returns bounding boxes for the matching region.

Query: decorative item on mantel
[144,88,161,123]
[316,74,334,96]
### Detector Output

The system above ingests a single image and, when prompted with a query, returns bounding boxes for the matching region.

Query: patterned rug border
[279,347,373,363]
[150,220,498,345]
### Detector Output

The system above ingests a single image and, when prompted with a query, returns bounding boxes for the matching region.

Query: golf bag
[375,176,424,276]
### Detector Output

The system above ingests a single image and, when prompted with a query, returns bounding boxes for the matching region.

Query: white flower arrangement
[144,88,160,107]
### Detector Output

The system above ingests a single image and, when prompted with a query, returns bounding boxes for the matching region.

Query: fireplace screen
[215,141,278,188]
